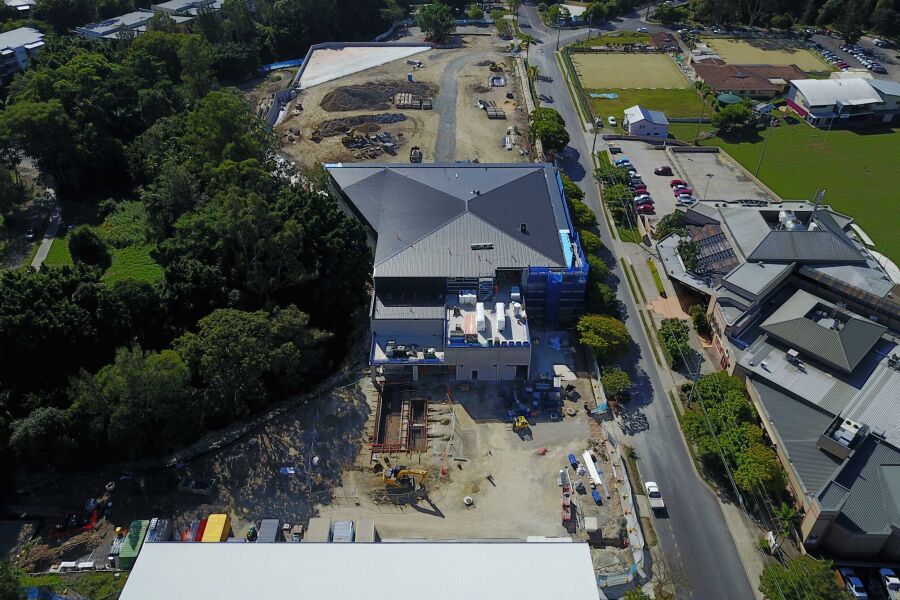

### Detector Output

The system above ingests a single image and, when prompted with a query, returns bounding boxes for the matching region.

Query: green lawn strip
[104,244,164,284]
[22,572,128,597]
[619,257,640,301]
[692,124,900,262]
[620,443,646,495]
[617,226,641,243]
[588,88,706,120]
[648,258,666,296]
[627,263,647,305]
[556,51,590,129]
[44,238,73,267]
[638,309,663,366]
[576,32,650,46]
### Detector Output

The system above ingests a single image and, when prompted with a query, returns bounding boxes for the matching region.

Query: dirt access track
[276,36,532,166]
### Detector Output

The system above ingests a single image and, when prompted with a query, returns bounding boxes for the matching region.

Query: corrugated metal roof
[0,26,42,50]
[748,231,868,264]
[722,262,791,297]
[752,380,842,496]
[719,207,770,257]
[791,78,882,106]
[809,265,894,297]
[827,436,900,534]
[866,78,900,98]
[373,294,445,320]
[760,289,886,372]
[330,164,568,279]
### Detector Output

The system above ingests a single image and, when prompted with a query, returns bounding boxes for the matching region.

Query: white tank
[496,302,506,331]
[513,302,522,317]
[476,302,486,332]
[459,292,476,305]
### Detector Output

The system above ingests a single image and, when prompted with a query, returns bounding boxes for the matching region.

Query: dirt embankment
[321,81,437,112]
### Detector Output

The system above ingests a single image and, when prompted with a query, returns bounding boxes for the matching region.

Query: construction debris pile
[478,99,507,119]
[318,114,407,137]
[394,92,432,110]
[321,81,435,112]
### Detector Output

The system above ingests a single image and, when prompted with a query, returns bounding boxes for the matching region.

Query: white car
[882,568,900,600]
[645,481,665,509]
[839,568,869,599]
[676,196,697,206]
[608,116,617,127]
[637,27,648,32]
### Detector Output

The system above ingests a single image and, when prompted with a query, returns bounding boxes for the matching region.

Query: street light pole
[703,173,714,199]
[556,19,561,51]
[694,95,707,141]
[754,122,771,177]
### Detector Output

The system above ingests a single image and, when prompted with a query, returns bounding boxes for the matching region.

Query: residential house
[622,105,669,138]
[693,62,807,98]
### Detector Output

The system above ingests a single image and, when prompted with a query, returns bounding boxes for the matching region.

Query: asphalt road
[518,6,755,599]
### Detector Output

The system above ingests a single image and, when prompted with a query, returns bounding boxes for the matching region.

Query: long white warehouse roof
[791,78,882,106]
[121,541,601,600]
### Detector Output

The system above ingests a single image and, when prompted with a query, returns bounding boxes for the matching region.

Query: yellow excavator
[382,465,429,490]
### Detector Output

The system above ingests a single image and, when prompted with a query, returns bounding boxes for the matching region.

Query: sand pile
[321,81,435,112]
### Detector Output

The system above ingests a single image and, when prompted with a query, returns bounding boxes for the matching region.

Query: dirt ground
[273,35,531,167]
[241,70,295,121]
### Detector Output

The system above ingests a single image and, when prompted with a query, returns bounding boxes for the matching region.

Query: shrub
[579,230,604,255]
[68,225,112,270]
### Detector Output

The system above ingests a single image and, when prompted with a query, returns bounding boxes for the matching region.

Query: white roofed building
[0,27,43,80]
[622,105,669,138]
[786,78,899,127]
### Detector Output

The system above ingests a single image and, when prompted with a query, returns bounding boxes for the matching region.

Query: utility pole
[703,173,714,199]
[694,95,707,141]
[754,123,771,177]
[556,18,561,51]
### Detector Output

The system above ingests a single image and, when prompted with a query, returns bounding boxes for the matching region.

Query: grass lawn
[44,238,73,267]
[22,572,128,598]
[104,244,164,284]
[572,53,687,89]
[590,88,707,120]
[576,31,650,46]
[702,37,831,72]
[672,121,900,261]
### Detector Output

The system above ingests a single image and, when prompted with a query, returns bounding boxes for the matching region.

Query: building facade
[0,27,43,81]
[622,105,669,138]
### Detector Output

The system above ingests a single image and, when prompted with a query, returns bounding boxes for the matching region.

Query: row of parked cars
[613,158,698,216]
[838,566,899,600]
[820,45,888,74]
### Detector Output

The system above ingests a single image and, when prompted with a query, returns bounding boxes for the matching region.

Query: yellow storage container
[201,513,231,542]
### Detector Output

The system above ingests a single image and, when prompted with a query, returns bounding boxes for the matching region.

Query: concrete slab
[299,45,429,89]
[669,150,776,204]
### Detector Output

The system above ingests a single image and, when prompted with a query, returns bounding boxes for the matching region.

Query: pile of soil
[319,114,408,137]
[321,81,436,112]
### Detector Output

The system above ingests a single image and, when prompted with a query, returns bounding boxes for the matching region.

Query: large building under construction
[327,163,587,382]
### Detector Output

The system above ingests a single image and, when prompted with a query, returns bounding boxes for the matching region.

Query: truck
[645,481,665,510]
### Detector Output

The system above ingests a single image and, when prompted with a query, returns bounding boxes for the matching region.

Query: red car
[670,178,687,188]
[635,204,655,214]
[632,188,648,196]
[654,166,673,176]
[673,187,692,196]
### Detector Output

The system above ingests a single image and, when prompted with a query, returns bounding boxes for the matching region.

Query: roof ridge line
[374,211,471,267]
[465,210,562,266]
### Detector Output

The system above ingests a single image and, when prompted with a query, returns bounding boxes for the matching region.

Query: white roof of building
[791,78,882,107]
[624,104,669,126]
[121,542,601,600]
[0,26,42,50]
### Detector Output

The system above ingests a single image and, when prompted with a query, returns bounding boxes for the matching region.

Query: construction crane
[382,465,429,490]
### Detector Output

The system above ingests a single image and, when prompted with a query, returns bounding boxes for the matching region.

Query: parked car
[632,189,648,197]
[645,481,665,509]
[633,194,653,203]
[637,26,648,32]
[676,197,697,206]
[24,228,36,241]
[635,204,655,215]
[614,157,631,165]
[838,568,869,599]
[670,178,687,188]
[882,568,900,600]
[673,187,692,196]
[654,166,673,176]
[608,116,617,127]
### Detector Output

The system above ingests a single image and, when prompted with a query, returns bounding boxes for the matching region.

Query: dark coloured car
[654,166,673,176]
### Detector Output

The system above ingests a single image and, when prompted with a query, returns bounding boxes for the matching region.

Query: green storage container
[119,520,149,569]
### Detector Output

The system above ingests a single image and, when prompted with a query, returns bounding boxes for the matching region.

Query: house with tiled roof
[693,62,807,98]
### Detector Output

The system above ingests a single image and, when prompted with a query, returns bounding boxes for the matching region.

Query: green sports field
[702,37,831,72]
[674,123,900,261]
[572,53,688,89]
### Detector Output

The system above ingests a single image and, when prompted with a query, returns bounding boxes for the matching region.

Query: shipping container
[304,517,332,542]
[201,514,231,542]
[118,520,149,569]
[355,519,377,543]
[332,521,354,543]
[194,518,207,542]
[256,519,282,543]
[145,518,173,543]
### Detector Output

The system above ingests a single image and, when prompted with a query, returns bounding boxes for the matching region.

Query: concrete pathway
[30,196,60,270]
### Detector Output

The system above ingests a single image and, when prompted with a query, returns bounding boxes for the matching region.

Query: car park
[654,166,673,176]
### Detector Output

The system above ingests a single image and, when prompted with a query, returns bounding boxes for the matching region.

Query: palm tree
[776,502,798,541]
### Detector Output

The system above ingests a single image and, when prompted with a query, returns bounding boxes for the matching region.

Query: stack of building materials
[256,519,282,543]
[118,520,149,569]
[479,100,506,119]
[201,514,231,542]
[305,517,332,542]
[332,521,355,543]
[394,92,432,109]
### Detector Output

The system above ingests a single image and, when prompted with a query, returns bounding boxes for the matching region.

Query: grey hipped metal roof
[722,262,792,298]
[747,230,868,264]
[753,380,843,496]
[329,164,570,278]
[819,436,900,535]
[760,289,887,372]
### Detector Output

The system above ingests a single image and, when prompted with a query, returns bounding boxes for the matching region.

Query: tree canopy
[759,556,847,600]
[417,2,456,43]
[531,107,570,155]
[578,314,631,359]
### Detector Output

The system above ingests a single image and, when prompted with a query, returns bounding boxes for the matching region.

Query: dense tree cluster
[682,373,786,496]
[0,19,373,479]
[759,556,847,600]
[531,107,570,155]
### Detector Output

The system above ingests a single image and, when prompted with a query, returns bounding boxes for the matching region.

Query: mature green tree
[68,225,112,270]
[759,556,846,600]
[587,254,610,283]
[0,560,20,600]
[775,502,799,539]
[689,303,711,338]
[416,2,456,43]
[568,199,597,228]
[34,0,95,32]
[9,406,77,468]
[182,91,271,171]
[623,589,651,600]
[0,165,26,222]
[531,107,570,155]
[174,306,330,420]
[659,318,690,366]
[579,230,604,254]
[561,173,585,202]
[578,314,631,359]
[0,100,80,188]
[655,212,686,239]
[179,35,215,100]
[601,366,632,400]
[68,346,194,457]
[713,103,752,132]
